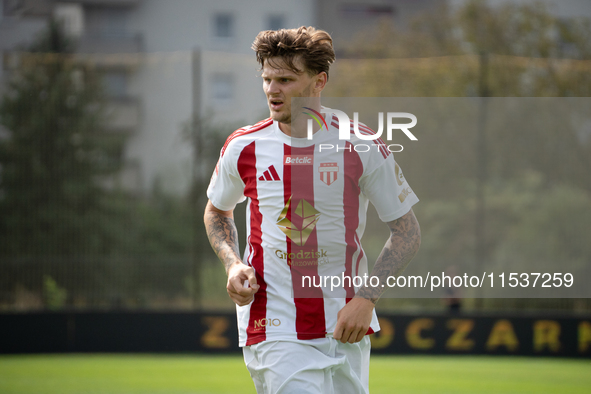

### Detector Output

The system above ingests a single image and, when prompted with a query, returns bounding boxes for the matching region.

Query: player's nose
[266,79,281,94]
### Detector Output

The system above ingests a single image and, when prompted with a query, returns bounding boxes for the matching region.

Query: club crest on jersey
[319,163,338,186]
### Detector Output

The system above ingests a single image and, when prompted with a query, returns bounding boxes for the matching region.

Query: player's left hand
[333,297,375,344]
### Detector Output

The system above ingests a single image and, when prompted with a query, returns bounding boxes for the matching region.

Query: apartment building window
[214,13,234,38]
[86,6,131,39]
[267,14,286,31]
[212,74,234,105]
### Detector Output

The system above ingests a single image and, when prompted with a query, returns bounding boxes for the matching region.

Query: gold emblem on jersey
[276,196,320,246]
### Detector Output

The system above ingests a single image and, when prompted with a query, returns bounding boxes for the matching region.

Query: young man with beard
[204,26,421,394]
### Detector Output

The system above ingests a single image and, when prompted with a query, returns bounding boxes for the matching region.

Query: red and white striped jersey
[207,112,419,347]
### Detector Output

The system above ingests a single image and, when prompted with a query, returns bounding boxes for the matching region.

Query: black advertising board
[1,312,589,357]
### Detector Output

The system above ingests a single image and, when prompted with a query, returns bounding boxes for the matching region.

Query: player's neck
[278,109,324,139]
[278,120,321,139]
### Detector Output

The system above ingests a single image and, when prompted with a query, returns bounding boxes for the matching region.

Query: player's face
[262,57,318,125]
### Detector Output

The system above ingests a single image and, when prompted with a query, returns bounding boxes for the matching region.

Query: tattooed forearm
[356,209,421,304]
[204,203,242,273]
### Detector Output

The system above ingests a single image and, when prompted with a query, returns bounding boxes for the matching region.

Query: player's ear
[313,72,328,93]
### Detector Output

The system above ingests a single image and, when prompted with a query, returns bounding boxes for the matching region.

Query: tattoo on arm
[204,209,242,272]
[356,209,421,304]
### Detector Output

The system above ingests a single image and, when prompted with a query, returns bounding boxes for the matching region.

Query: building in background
[0,0,314,195]
[124,0,314,194]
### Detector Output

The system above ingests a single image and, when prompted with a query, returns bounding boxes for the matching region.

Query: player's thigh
[332,336,371,394]
[243,340,340,394]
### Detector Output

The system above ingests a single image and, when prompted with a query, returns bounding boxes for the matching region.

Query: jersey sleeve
[359,154,419,222]
[206,141,246,211]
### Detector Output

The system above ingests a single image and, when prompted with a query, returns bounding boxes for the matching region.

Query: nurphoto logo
[303,107,418,153]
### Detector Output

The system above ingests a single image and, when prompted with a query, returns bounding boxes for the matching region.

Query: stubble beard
[270,105,292,125]
[271,111,291,124]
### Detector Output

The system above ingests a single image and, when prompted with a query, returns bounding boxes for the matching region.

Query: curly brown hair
[252,26,336,79]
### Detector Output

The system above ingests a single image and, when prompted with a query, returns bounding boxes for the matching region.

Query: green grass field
[0,354,589,394]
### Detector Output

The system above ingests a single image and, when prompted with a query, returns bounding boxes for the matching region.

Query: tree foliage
[329,0,591,97]
[0,21,125,257]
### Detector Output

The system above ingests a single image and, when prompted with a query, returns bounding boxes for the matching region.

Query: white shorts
[242,336,371,394]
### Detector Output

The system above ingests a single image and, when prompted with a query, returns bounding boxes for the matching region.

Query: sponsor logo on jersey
[275,249,330,266]
[319,162,338,186]
[284,155,313,165]
[254,318,281,330]
[276,196,320,246]
[398,187,413,203]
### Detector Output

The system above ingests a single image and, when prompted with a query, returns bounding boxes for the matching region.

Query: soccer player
[204,26,420,394]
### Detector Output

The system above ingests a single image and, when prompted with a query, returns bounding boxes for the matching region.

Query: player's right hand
[226,262,260,306]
